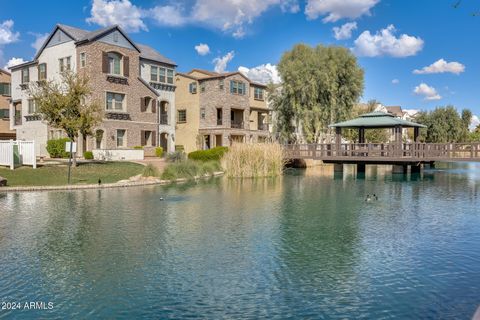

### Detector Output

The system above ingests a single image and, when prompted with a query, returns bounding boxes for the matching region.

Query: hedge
[46,138,71,158]
[155,147,163,158]
[188,146,229,162]
[84,151,94,160]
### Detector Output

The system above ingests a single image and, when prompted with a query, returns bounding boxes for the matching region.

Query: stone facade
[77,41,159,151]
[175,70,270,153]
[0,69,15,140]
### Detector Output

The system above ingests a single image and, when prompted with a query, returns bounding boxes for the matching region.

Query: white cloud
[149,0,299,38]
[333,22,357,40]
[213,51,234,73]
[194,43,210,55]
[3,57,26,70]
[413,83,441,101]
[238,63,281,84]
[353,25,423,57]
[149,5,188,27]
[30,33,49,53]
[305,0,379,22]
[0,20,19,45]
[86,0,147,32]
[392,79,399,84]
[470,115,480,131]
[413,59,465,75]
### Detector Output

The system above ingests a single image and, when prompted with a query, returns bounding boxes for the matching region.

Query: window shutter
[123,56,129,77]
[140,97,145,112]
[102,52,108,73]
[151,99,157,113]
[141,131,145,146]
[152,132,156,146]
[44,63,47,80]
[230,81,233,93]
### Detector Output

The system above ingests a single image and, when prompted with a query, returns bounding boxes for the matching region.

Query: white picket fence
[0,140,37,170]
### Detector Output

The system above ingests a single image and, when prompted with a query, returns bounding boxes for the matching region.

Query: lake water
[1,163,480,319]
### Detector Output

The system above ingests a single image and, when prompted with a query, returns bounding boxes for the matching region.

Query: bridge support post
[411,163,422,174]
[357,163,366,173]
[392,164,407,174]
[429,161,435,169]
[333,163,343,172]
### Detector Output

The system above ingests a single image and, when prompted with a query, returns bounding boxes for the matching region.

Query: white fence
[92,149,144,161]
[0,140,37,170]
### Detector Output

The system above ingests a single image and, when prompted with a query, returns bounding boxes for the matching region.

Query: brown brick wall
[0,70,15,139]
[76,42,158,150]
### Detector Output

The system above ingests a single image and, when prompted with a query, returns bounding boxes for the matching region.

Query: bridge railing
[284,143,480,160]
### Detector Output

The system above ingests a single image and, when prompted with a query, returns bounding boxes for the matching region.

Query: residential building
[175,69,270,153]
[9,24,176,156]
[0,69,15,140]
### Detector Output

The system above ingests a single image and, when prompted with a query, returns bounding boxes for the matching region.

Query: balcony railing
[231,121,244,129]
[160,114,168,125]
[258,123,269,131]
[217,118,223,126]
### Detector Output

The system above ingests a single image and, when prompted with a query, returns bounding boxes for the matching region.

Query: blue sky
[1,0,479,121]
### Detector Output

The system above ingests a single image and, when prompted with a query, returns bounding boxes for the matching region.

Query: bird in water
[159,197,164,201]
[373,194,378,201]
[365,194,372,202]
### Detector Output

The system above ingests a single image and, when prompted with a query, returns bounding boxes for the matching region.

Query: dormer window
[150,65,174,84]
[108,52,122,75]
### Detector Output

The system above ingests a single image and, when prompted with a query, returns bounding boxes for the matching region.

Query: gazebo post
[358,128,365,144]
[335,127,342,156]
[413,127,419,143]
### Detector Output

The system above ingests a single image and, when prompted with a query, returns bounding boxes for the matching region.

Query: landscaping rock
[0,176,7,187]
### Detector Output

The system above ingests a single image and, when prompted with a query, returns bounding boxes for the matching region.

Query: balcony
[105,112,131,121]
[106,75,128,85]
[258,123,269,131]
[231,121,244,129]
[160,113,168,125]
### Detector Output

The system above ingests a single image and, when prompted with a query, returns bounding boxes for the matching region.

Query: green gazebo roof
[329,111,426,129]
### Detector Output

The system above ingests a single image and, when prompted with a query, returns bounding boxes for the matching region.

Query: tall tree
[273,44,364,143]
[415,106,468,143]
[28,71,102,163]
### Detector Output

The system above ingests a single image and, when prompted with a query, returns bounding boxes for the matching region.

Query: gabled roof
[329,111,426,128]
[385,106,404,117]
[32,23,174,66]
[179,69,267,87]
[137,77,160,97]
[137,44,176,66]
[0,68,11,75]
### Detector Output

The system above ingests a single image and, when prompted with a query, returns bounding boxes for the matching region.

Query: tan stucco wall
[174,74,200,153]
[0,70,15,139]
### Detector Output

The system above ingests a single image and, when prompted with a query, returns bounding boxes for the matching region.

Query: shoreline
[0,172,224,193]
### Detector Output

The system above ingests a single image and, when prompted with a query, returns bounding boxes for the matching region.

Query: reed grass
[221,143,286,178]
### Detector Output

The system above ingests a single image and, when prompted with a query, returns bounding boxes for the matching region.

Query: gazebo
[329,111,426,145]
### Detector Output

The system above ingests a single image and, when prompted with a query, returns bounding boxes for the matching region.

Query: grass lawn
[0,162,144,187]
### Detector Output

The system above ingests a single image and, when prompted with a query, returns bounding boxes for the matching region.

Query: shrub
[161,160,221,180]
[46,138,71,158]
[188,146,229,162]
[166,151,186,163]
[221,143,286,178]
[84,151,94,160]
[142,163,158,177]
[133,146,144,150]
[155,147,163,158]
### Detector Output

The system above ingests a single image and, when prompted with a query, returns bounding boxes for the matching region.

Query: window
[151,66,158,82]
[21,68,29,83]
[177,110,187,123]
[38,63,47,81]
[200,108,205,119]
[108,52,122,75]
[0,83,10,95]
[142,131,153,146]
[0,109,9,119]
[159,68,166,83]
[113,32,119,42]
[230,80,245,95]
[59,56,71,72]
[200,82,206,92]
[189,82,197,94]
[254,87,264,100]
[80,52,86,68]
[218,79,224,90]
[106,92,126,111]
[116,129,126,147]
[28,99,37,114]
[167,69,174,84]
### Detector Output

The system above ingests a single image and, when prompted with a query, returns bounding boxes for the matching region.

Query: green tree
[415,106,468,143]
[28,71,102,165]
[273,44,364,143]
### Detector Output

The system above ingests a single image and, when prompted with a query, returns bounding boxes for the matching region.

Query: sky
[0,0,479,126]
